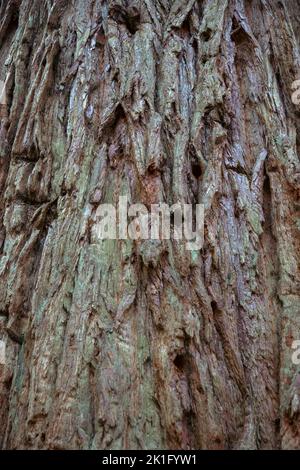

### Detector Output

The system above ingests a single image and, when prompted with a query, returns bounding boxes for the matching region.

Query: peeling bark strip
[0,0,300,450]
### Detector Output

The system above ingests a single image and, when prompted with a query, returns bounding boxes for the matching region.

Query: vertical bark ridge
[0,0,299,449]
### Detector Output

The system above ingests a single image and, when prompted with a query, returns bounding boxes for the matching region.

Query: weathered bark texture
[0,0,300,450]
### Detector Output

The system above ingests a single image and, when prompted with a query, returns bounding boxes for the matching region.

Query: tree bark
[0,0,300,450]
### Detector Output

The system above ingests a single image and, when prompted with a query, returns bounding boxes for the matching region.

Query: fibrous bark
[0,0,300,450]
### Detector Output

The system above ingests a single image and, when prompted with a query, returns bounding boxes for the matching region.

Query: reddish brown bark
[0,0,300,450]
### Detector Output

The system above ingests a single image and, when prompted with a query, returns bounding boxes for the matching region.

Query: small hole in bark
[180,16,191,35]
[147,162,159,176]
[201,28,212,42]
[231,18,249,45]
[174,353,186,371]
[109,5,140,35]
[211,300,221,316]
[263,172,272,229]
[144,356,151,366]
[191,38,198,53]
[125,14,140,35]
[192,163,202,179]
[234,203,240,219]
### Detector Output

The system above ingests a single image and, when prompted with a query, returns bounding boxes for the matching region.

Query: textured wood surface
[0,0,300,449]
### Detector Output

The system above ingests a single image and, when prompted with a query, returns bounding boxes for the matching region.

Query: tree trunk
[0,0,300,450]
